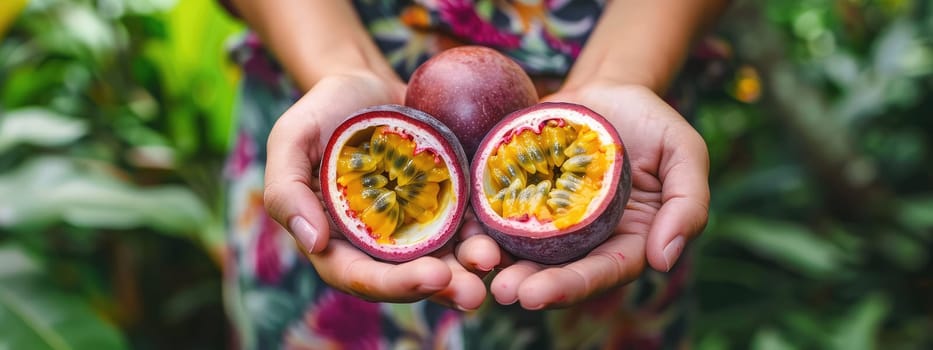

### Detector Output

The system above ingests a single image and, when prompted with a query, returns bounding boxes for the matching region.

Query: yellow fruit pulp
[484,120,613,229]
[336,126,451,244]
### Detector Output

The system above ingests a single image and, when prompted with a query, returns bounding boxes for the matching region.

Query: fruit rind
[470,102,632,264]
[320,104,470,262]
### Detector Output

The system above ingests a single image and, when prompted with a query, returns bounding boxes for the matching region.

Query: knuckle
[262,181,284,214]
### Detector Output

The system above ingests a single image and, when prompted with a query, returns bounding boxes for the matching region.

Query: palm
[264,72,487,309]
[470,84,710,309]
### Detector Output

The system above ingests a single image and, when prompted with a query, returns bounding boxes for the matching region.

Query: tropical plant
[694,1,933,349]
[0,0,241,348]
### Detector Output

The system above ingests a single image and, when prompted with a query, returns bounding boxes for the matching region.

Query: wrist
[562,0,730,96]
[561,72,664,96]
[296,54,403,93]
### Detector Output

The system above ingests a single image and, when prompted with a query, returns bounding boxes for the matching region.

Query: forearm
[564,0,730,94]
[229,0,399,91]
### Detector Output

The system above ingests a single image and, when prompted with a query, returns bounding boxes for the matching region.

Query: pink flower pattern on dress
[437,0,523,48]
[283,290,383,350]
[225,131,256,179]
[253,211,288,284]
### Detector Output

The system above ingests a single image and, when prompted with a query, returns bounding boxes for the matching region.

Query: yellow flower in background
[732,65,763,103]
[0,0,28,38]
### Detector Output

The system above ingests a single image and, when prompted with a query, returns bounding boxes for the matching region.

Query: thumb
[263,110,332,254]
[265,185,332,254]
[646,127,710,272]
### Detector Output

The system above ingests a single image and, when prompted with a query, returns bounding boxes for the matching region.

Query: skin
[233,0,728,311]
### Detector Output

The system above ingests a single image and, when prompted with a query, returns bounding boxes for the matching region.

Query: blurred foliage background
[0,0,931,349]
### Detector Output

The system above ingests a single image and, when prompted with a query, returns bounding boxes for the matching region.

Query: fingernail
[498,296,518,306]
[526,304,546,311]
[455,304,475,312]
[663,236,685,272]
[475,263,493,272]
[416,283,446,293]
[289,216,318,253]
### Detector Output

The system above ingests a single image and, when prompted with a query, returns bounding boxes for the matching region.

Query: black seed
[547,198,571,209]
[506,161,520,178]
[557,173,583,192]
[371,139,386,155]
[538,180,552,194]
[350,153,370,170]
[362,174,388,188]
[396,185,421,201]
[529,146,545,162]
[410,171,427,184]
[549,189,573,200]
[403,161,416,177]
[385,149,396,162]
[519,186,534,202]
[373,191,395,212]
[494,188,507,201]
[562,155,593,173]
[362,188,386,199]
[394,155,409,169]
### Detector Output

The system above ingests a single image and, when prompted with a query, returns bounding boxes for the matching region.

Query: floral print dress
[224,1,733,349]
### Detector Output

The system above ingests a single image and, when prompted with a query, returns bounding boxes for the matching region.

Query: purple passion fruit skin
[470,102,632,265]
[320,105,470,262]
[405,46,539,156]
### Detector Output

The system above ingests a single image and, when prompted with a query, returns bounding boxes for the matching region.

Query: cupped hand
[263,71,487,309]
[467,83,710,310]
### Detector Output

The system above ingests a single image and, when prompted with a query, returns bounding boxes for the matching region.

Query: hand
[468,83,710,310]
[263,71,487,309]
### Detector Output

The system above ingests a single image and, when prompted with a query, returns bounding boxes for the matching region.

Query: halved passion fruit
[470,102,632,264]
[320,105,470,262]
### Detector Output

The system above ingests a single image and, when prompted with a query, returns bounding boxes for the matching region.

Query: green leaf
[897,196,933,235]
[0,246,128,350]
[24,2,120,65]
[720,216,847,278]
[711,165,808,211]
[872,20,921,76]
[0,245,40,278]
[696,333,731,350]
[751,328,795,350]
[143,0,243,153]
[0,108,88,152]
[781,310,832,346]
[829,295,888,350]
[0,156,209,234]
[878,230,928,271]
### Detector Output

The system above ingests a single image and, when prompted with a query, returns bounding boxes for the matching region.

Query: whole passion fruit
[320,105,470,262]
[470,102,632,265]
[405,46,538,156]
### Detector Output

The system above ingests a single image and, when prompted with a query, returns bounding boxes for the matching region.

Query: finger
[490,260,543,305]
[430,254,487,311]
[455,216,501,272]
[308,240,452,303]
[264,107,331,254]
[457,209,485,239]
[515,233,646,309]
[263,77,391,254]
[646,128,710,272]
[456,235,500,273]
